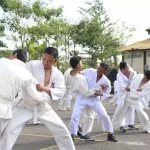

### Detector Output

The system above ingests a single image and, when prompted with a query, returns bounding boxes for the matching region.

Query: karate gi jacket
[16,60,66,111]
[0,58,50,119]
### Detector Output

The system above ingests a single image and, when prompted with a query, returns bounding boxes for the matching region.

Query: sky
[51,0,150,43]
[1,0,150,49]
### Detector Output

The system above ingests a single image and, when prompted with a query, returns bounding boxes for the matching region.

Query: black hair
[43,47,58,58]
[70,56,82,69]
[119,61,127,70]
[12,49,27,63]
[100,62,109,70]
[144,70,150,80]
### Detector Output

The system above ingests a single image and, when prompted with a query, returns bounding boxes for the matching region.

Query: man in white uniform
[0,49,27,137]
[110,70,138,132]
[69,56,117,142]
[0,57,51,135]
[0,47,76,150]
[59,68,73,111]
[9,49,27,67]
[113,62,137,132]
[112,70,150,133]
[59,61,98,137]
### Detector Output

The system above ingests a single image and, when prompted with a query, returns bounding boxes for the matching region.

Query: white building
[121,27,150,73]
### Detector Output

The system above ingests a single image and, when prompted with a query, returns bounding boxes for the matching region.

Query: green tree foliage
[0,23,6,47]
[75,0,135,68]
[0,0,64,60]
[0,0,8,12]
[0,0,33,48]
[0,50,12,58]
[74,0,120,67]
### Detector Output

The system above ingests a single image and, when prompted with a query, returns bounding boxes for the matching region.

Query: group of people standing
[0,47,150,150]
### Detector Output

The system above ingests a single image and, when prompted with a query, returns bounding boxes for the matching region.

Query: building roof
[146,27,150,31]
[121,38,150,51]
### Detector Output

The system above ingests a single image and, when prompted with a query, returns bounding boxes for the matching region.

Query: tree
[75,0,120,67]
[0,0,64,59]
[0,23,6,47]
[0,50,12,58]
[0,0,33,49]
[75,0,135,68]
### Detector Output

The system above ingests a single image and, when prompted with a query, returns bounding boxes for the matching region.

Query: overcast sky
[51,0,150,43]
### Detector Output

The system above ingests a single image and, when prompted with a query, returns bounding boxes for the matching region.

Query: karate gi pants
[141,97,148,109]
[119,105,135,127]
[116,96,135,127]
[79,107,95,135]
[70,98,114,135]
[0,107,75,150]
[112,100,150,132]
[0,119,9,137]
[59,92,72,110]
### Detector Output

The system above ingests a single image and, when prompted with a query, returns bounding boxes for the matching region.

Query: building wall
[124,51,143,73]
[146,51,150,65]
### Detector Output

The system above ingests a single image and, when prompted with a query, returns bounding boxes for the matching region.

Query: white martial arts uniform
[0,59,25,136]
[115,70,136,127]
[112,73,150,132]
[11,59,25,108]
[109,80,133,127]
[0,58,51,137]
[140,93,150,110]
[60,68,99,134]
[0,60,75,150]
[145,94,150,106]
[140,96,149,110]
[70,68,113,136]
[109,80,119,105]
[59,68,73,110]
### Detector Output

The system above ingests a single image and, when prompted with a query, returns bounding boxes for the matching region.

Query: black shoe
[77,130,82,137]
[77,126,82,137]
[120,126,126,133]
[80,134,95,141]
[107,134,118,142]
[71,134,74,142]
[144,130,150,133]
[128,125,138,130]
